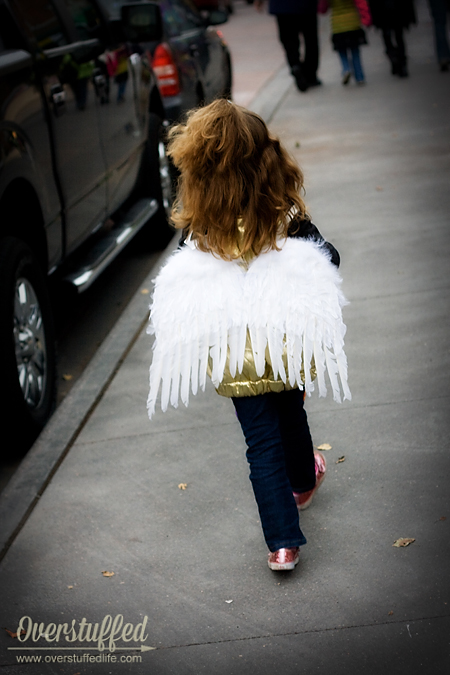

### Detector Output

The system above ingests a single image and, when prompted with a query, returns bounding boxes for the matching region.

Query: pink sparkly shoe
[293,450,327,511]
[268,547,300,571]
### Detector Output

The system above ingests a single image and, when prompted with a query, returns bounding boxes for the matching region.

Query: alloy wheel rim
[14,277,47,409]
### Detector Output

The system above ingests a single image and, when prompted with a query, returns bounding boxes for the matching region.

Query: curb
[248,63,292,122]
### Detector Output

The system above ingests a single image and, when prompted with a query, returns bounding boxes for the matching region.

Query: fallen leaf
[440,516,446,521]
[102,570,115,577]
[178,483,187,490]
[376,186,383,191]
[4,628,26,638]
[225,600,233,603]
[141,288,150,295]
[62,374,73,381]
[393,538,415,548]
[388,611,394,616]
[67,585,73,589]
[295,141,300,148]
[317,443,332,451]
[336,456,346,463]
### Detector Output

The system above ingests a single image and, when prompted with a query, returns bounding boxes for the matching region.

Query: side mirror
[120,2,163,43]
[202,9,229,26]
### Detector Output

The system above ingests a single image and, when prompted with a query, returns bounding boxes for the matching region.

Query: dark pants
[276,12,319,82]
[428,0,450,64]
[232,389,315,552]
[382,25,406,63]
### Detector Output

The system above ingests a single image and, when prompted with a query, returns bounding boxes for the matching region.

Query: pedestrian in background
[255,0,321,91]
[321,0,371,85]
[427,0,450,71]
[147,100,351,572]
[368,0,416,77]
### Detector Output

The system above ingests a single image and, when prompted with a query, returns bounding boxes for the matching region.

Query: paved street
[0,1,449,673]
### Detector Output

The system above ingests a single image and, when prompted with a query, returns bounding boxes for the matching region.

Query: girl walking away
[368,0,416,77]
[147,100,351,572]
[328,0,372,85]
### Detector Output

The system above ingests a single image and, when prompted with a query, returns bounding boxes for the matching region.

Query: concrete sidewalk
[1,1,449,673]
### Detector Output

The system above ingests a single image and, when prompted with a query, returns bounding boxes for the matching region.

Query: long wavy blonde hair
[167,99,307,259]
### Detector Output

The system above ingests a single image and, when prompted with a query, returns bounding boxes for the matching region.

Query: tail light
[152,43,180,97]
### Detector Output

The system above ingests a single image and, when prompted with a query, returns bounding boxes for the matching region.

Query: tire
[135,113,175,249]
[0,237,56,457]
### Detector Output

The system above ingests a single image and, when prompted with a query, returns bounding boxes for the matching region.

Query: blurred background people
[256,0,321,91]
[326,0,371,85]
[427,0,450,70]
[368,0,416,77]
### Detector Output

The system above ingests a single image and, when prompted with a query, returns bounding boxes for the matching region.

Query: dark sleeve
[178,227,188,248]
[287,216,341,268]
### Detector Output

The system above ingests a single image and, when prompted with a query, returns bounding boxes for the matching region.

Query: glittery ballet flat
[267,547,300,571]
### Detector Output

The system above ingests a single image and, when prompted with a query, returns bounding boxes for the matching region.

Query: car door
[14,0,108,255]
[89,8,150,214]
[63,0,146,235]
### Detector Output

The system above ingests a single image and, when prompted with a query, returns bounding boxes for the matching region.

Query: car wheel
[0,237,56,457]
[136,113,175,249]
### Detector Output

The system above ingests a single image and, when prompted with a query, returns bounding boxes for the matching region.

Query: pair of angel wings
[147,238,351,418]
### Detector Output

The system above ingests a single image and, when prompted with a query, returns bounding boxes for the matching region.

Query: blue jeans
[232,389,315,552]
[338,47,365,82]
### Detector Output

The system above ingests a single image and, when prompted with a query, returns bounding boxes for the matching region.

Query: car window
[12,0,68,52]
[179,0,203,28]
[159,0,202,36]
[65,0,104,42]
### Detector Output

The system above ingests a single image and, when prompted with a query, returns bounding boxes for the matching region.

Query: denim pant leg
[338,48,350,74]
[350,47,365,82]
[232,392,307,552]
[275,389,316,494]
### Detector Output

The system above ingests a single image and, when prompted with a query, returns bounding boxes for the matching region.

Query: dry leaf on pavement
[178,483,187,490]
[102,570,115,577]
[317,443,332,451]
[336,456,346,463]
[393,538,415,547]
[62,374,73,381]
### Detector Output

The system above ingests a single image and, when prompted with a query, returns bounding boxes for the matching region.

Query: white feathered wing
[147,238,351,418]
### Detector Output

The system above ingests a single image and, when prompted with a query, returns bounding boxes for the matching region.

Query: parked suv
[0,0,175,455]
[100,0,232,122]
